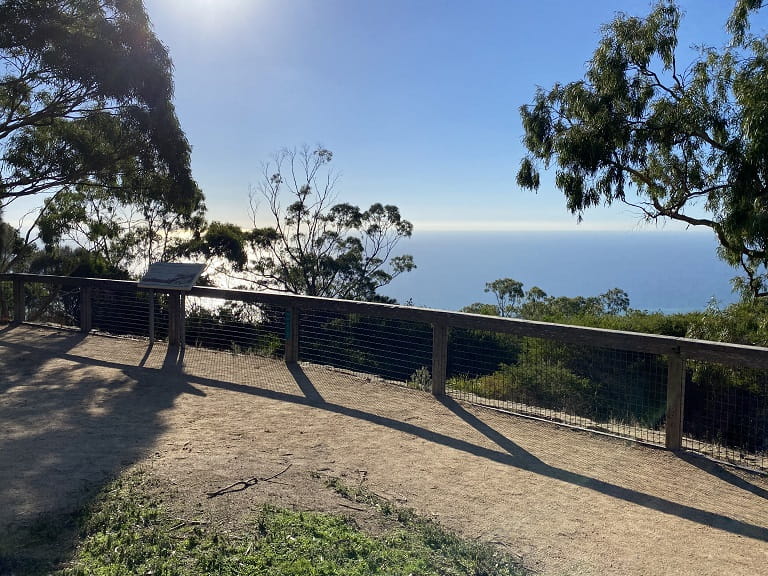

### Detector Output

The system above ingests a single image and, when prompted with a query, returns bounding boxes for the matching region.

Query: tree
[516,0,768,298]
[471,279,631,320]
[197,146,415,301]
[600,287,631,315]
[0,0,203,272]
[484,278,524,317]
[460,302,499,316]
[0,217,34,273]
[34,179,206,272]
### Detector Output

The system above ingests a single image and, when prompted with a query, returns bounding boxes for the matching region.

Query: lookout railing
[1,272,766,473]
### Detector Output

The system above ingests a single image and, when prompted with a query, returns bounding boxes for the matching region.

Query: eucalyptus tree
[484,278,525,317]
[195,146,415,301]
[517,0,768,297]
[0,0,202,272]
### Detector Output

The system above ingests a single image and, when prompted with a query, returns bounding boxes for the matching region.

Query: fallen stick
[206,463,292,498]
[169,518,209,531]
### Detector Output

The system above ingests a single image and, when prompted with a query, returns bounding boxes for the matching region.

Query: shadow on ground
[0,325,199,574]
[1,324,767,575]
[256,363,768,542]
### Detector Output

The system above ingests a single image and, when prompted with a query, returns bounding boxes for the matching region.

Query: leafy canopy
[465,279,630,320]
[517,0,768,298]
[0,0,203,272]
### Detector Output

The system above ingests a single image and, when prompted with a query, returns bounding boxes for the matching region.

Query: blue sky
[134,1,757,233]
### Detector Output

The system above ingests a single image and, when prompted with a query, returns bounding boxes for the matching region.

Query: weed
[407,366,432,391]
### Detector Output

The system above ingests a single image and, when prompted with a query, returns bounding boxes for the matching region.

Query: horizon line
[412,220,713,233]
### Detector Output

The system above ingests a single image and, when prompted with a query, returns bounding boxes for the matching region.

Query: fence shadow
[437,395,768,540]
[676,451,768,500]
[174,358,768,543]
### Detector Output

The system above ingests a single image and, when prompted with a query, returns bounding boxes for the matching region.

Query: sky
[118,1,766,232]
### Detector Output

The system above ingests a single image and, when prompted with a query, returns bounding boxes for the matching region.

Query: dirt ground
[1,324,767,576]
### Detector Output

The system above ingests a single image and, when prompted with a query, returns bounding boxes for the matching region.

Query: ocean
[378,230,740,313]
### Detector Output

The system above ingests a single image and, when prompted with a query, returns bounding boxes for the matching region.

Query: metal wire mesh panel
[91,286,155,339]
[683,361,768,471]
[184,296,285,358]
[447,328,668,445]
[23,281,81,329]
[298,310,433,386]
[0,280,11,323]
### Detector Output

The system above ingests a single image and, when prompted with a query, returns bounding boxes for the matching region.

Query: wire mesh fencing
[683,360,768,470]
[297,309,433,387]
[2,272,767,473]
[90,286,158,340]
[21,280,81,329]
[0,280,11,323]
[183,296,285,358]
[446,327,669,446]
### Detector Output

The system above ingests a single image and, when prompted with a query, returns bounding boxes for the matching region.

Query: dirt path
[1,324,767,575]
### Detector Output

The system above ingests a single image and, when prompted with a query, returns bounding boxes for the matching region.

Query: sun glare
[160,0,260,34]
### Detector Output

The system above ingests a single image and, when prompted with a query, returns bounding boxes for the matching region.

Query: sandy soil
[1,324,767,575]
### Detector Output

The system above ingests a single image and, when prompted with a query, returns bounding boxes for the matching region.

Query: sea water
[379,230,739,313]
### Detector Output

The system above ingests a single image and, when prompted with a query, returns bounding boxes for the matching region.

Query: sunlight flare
[160,0,261,33]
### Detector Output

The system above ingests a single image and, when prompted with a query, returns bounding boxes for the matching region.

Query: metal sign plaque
[138,262,205,291]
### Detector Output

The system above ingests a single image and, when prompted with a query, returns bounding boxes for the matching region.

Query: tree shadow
[0,328,200,574]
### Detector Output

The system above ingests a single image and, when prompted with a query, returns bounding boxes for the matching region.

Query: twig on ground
[206,463,293,498]
[339,503,368,512]
[169,518,209,531]
[261,463,293,482]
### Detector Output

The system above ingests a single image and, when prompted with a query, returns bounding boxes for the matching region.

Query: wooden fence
[3,272,768,459]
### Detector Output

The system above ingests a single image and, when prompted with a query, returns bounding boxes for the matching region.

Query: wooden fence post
[148,289,155,344]
[431,322,448,396]
[179,293,186,348]
[79,285,92,333]
[12,278,24,324]
[285,307,299,363]
[168,292,179,346]
[666,349,686,451]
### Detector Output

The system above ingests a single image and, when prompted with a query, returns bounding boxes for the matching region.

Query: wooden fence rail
[3,272,768,454]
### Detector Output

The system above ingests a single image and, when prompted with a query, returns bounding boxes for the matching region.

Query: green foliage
[686,298,768,346]
[565,310,699,337]
[0,0,203,273]
[457,280,768,450]
[323,477,526,576]
[407,366,432,391]
[473,278,631,321]
[484,278,525,317]
[0,218,35,273]
[0,0,199,206]
[199,221,251,270]
[61,471,527,576]
[28,246,129,279]
[183,302,285,357]
[300,312,433,381]
[517,0,768,298]
[460,302,499,316]
[451,361,594,415]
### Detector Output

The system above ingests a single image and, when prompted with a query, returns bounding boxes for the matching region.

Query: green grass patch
[58,471,527,576]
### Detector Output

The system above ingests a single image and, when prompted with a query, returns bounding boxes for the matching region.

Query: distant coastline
[380,230,738,313]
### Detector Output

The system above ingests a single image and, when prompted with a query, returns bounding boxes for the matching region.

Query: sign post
[138,263,205,347]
